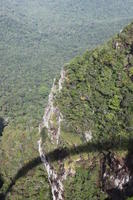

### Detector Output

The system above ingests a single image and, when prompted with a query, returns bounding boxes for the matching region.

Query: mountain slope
[0,9,133,200]
[56,22,133,143]
[38,21,133,200]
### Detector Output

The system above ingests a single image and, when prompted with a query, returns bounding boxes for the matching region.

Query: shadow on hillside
[1,137,133,199]
[0,174,4,189]
[0,117,7,137]
[0,157,41,199]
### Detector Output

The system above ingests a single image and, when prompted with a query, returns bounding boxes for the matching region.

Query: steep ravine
[38,69,66,200]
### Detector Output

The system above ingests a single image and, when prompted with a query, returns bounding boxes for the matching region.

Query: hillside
[0,21,133,200]
[56,23,133,144]
[38,21,133,200]
[0,1,133,200]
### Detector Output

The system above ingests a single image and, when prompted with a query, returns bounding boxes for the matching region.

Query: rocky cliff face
[38,69,66,200]
[100,152,133,200]
[39,69,65,145]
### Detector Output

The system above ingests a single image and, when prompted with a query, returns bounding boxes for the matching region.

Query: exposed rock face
[38,139,64,200]
[101,152,129,190]
[84,130,92,142]
[39,69,65,145]
[101,152,133,200]
[58,70,65,92]
[38,69,66,200]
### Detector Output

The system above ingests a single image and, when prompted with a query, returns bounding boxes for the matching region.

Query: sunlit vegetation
[56,22,133,146]
[64,166,107,200]
[0,1,133,199]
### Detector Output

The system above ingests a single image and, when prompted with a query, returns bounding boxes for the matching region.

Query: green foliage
[0,0,133,129]
[129,67,133,77]
[56,22,133,143]
[64,166,107,200]
[109,95,121,110]
[39,85,49,97]
[1,2,133,199]
[0,126,52,199]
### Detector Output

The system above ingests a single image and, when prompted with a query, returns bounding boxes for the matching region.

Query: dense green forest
[56,23,133,143]
[0,0,133,128]
[0,1,133,200]
[0,20,132,200]
[56,21,133,200]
